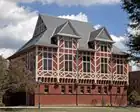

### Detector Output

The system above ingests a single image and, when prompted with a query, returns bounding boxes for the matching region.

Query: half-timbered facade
[8,14,129,106]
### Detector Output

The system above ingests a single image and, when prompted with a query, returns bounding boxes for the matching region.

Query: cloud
[94,24,102,30]
[5,0,120,6]
[0,48,16,59]
[0,0,38,58]
[58,12,88,22]
[93,24,128,51]
[111,34,128,52]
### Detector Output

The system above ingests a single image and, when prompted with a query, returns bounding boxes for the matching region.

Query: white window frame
[64,37,72,49]
[83,53,90,73]
[64,54,73,71]
[116,58,123,74]
[100,44,108,52]
[101,58,108,73]
[43,52,53,71]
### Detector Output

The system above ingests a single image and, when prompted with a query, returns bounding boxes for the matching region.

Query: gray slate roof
[37,14,94,49]
[112,46,126,55]
[9,14,126,58]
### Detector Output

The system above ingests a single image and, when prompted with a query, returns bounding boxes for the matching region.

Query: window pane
[105,58,107,63]
[65,55,68,60]
[101,46,104,51]
[69,61,72,71]
[44,52,47,58]
[48,59,52,70]
[69,41,72,48]
[105,64,108,73]
[69,55,72,60]
[61,86,65,94]
[48,53,52,58]
[98,86,101,93]
[80,86,84,94]
[83,56,86,61]
[101,58,104,62]
[44,85,49,93]
[120,65,123,74]
[87,86,91,93]
[101,64,104,73]
[87,63,90,72]
[83,63,86,72]
[65,41,69,48]
[65,61,68,71]
[69,86,73,94]
[44,59,47,70]
[87,56,90,61]
[104,46,107,52]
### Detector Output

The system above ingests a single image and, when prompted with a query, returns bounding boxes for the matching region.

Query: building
[8,14,130,106]
[129,71,140,94]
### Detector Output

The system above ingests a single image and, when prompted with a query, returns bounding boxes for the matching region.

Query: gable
[33,15,47,38]
[97,28,113,42]
[89,28,103,42]
[59,21,80,37]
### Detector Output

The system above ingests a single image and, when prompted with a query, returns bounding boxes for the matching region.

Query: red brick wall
[34,84,127,106]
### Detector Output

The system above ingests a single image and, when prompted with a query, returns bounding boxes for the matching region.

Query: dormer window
[51,37,57,45]
[88,42,94,49]
[101,44,107,52]
[65,38,72,48]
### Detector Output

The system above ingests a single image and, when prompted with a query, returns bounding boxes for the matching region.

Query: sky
[0,0,137,70]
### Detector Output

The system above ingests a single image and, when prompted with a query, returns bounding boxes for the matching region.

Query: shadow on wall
[2,91,34,106]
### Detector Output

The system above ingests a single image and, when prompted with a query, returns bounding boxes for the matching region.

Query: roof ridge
[40,13,90,24]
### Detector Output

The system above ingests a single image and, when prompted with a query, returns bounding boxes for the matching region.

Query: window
[117,59,123,74]
[80,86,84,94]
[65,55,72,71]
[101,58,108,73]
[98,86,102,94]
[61,85,65,94]
[104,87,107,94]
[87,86,91,94]
[69,86,73,94]
[43,52,52,70]
[117,87,120,94]
[51,37,57,45]
[65,38,72,48]
[83,55,90,72]
[101,44,108,52]
[44,85,49,93]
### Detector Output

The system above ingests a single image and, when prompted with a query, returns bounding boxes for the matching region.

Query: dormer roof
[89,27,114,43]
[53,20,81,38]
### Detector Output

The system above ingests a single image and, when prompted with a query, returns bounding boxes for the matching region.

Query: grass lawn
[0,107,140,112]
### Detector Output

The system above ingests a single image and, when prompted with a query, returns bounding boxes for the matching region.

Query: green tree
[128,90,140,104]
[122,0,140,61]
[0,56,37,106]
[7,59,37,93]
[0,56,9,106]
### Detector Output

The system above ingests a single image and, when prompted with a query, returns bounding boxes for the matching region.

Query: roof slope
[8,14,126,59]
[112,46,127,55]
[11,14,94,55]
[36,14,94,48]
